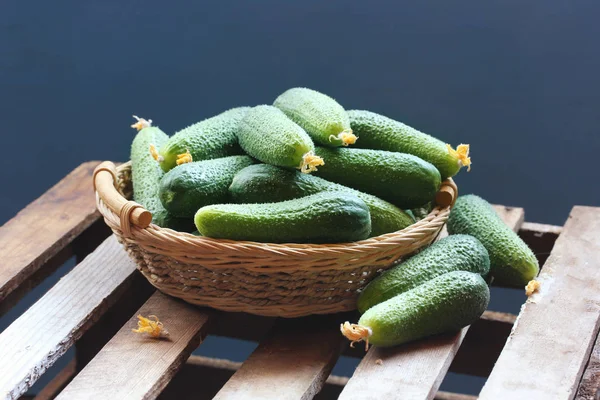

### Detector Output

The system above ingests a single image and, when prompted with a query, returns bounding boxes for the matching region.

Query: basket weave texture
[95,161,456,317]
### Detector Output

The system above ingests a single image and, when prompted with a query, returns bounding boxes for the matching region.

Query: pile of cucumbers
[344,201,539,349]
[130,87,539,348]
[131,87,472,243]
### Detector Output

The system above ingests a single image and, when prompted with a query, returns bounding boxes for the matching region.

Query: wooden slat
[213,314,350,400]
[0,236,138,399]
[338,205,525,400]
[160,355,474,400]
[57,292,213,400]
[480,206,600,399]
[0,162,101,309]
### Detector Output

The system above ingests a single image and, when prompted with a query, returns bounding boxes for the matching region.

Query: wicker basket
[93,161,457,317]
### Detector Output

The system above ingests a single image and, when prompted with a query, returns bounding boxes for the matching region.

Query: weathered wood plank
[480,206,600,400]
[57,292,213,400]
[0,236,138,400]
[0,162,101,309]
[160,355,476,400]
[450,311,516,377]
[213,314,349,400]
[338,205,525,400]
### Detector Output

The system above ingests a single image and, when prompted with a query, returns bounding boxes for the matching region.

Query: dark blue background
[1,0,598,396]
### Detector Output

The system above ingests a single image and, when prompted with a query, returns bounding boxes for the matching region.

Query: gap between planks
[337,205,525,400]
[480,206,600,400]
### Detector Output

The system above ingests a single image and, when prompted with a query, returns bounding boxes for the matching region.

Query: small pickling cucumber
[357,235,490,313]
[447,194,539,286]
[313,147,441,209]
[157,107,249,172]
[229,164,414,237]
[237,105,324,174]
[130,119,194,231]
[159,156,254,217]
[194,192,371,243]
[342,271,489,348]
[273,87,356,147]
[348,110,471,179]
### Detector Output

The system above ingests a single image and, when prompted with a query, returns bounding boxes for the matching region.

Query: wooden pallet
[0,161,598,400]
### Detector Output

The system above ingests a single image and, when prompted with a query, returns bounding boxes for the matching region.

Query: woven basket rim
[96,161,455,253]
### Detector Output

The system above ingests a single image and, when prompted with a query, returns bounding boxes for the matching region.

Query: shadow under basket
[93,161,457,318]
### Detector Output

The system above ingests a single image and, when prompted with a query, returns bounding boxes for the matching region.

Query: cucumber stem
[176,150,193,166]
[132,314,169,338]
[446,143,472,171]
[329,130,358,146]
[299,151,325,174]
[340,321,372,351]
[525,279,540,296]
[149,144,164,163]
[131,115,152,131]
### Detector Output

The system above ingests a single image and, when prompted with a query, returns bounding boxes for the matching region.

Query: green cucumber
[357,234,490,313]
[229,164,414,237]
[345,271,489,348]
[158,107,249,172]
[194,192,371,243]
[313,147,441,209]
[237,105,324,173]
[130,124,194,231]
[273,87,356,147]
[447,194,539,286]
[159,156,254,217]
[348,110,471,179]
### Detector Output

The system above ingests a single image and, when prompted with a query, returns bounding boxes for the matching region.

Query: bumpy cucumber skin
[357,235,490,313]
[313,147,441,209]
[447,195,539,286]
[195,192,371,243]
[237,105,315,170]
[229,164,414,237]
[360,271,489,347]
[131,127,194,231]
[159,107,249,172]
[159,156,254,217]
[274,87,351,147]
[349,110,460,179]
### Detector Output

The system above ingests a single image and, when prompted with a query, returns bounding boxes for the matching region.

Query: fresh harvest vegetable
[342,271,489,348]
[157,107,249,172]
[159,155,254,217]
[313,147,441,209]
[229,164,414,237]
[237,105,324,173]
[130,117,195,231]
[357,234,490,313]
[274,87,356,147]
[447,194,539,286]
[348,110,471,179]
[194,192,371,243]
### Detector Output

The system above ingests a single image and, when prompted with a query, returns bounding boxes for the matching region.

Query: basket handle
[93,161,152,234]
[435,178,458,207]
